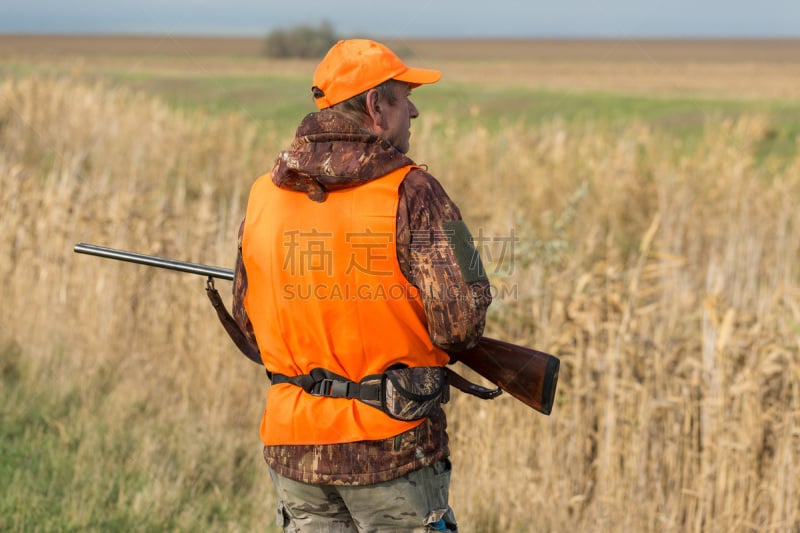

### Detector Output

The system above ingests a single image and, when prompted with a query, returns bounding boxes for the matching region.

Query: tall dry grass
[1,76,798,531]
[426,116,800,531]
[0,76,280,530]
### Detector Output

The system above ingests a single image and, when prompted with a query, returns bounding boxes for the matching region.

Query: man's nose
[409,101,419,119]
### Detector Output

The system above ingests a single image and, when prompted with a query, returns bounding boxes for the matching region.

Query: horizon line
[2,31,800,41]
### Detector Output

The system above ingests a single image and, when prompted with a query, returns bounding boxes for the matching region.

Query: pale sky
[1,0,798,38]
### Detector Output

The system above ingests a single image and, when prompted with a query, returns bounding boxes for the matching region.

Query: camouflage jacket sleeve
[397,168,492,352]
[232,219,259,352]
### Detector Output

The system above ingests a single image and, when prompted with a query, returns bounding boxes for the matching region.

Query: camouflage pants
[269,459,458,532]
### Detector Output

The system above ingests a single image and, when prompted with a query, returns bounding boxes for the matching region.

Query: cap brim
[394,67,441,87]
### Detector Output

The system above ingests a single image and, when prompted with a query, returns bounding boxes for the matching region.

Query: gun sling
[205,278,262,365]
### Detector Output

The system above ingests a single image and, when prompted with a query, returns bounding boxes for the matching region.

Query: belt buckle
[313,378,335,397]
[312,378,353,398]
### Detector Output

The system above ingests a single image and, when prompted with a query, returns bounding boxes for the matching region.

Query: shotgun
[73,242,560,415]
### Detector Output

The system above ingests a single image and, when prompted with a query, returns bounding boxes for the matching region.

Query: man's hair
[330,79,399,124]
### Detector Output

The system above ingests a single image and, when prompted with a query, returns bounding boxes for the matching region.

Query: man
[232,39,491,532]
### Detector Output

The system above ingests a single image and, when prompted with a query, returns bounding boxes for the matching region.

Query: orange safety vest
[242,165,450,445]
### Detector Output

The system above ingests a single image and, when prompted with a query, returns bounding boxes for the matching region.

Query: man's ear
[365,88,384,129]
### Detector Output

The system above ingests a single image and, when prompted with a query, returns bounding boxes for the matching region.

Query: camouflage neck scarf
[271,110,415,202]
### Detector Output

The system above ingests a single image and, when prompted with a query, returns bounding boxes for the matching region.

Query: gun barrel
[73,243,234,281]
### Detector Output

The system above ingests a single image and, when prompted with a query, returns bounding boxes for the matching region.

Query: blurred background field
[3,35,799,135]
[1,36,799,531]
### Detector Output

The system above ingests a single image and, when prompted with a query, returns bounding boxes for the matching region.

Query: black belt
[271,367,500,401]
[270,368,382,402]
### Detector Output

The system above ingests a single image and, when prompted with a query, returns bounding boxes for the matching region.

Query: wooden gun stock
[454,337,560,415]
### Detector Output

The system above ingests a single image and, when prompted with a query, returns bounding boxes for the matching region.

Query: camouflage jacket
[232,109,491,485]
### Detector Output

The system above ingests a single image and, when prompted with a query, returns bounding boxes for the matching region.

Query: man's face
[378,82,419,154]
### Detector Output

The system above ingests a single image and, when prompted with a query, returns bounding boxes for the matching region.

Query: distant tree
[262,21,339,59]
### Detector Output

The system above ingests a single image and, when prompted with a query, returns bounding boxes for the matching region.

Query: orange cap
[312,39,441,110]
